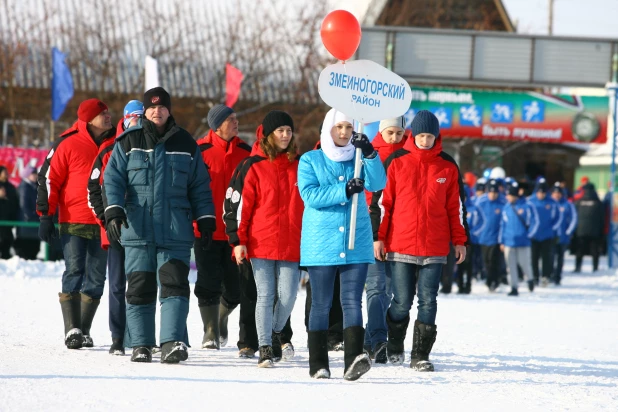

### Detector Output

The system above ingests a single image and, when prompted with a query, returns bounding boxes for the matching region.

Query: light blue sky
[503,0,618,38]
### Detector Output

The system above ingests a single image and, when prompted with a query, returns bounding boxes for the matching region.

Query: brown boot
[59,292,83,349]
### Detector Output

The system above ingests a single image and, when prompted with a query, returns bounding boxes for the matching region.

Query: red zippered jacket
[365,130,409,205]
[223,126,303,261]
[37,120,115,225]
[194,130,251,240]
[370,135,469,256]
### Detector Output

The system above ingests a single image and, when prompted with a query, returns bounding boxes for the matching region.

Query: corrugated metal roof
[0,0,336,103]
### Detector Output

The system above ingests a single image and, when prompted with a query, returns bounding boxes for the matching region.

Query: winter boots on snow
[161,341,189,364]
[272,331,295,362]
[109,338,125,355]
[386,314,410,364]
[131,346,152,363]
[308,330,330,379]
[199,304,220,350]
[218,298,237,347]
[80,293,100,347]
[410,320,437,372]
[258,345,274,368]
[343,326,371,381]
[59,292,83,349]
[508,288,519,296]
[373,341,388,364]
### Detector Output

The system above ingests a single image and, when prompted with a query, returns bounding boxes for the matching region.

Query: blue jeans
[61,234,108,299]
[364,260,392,350]
[308,264,368,331]
[251,259,301,347]
[387,261,441,325]
[107,246,126,340]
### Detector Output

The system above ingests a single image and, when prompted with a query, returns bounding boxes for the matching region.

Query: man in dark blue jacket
[499,182,538,296]
[104,87,216,364]
[551,183,577,284]
[527,178,560,286]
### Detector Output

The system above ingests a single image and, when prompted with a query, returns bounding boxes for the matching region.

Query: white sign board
[318,59,413,124]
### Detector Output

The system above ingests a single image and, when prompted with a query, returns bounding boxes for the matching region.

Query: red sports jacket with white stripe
[37,120,115,225]
[370,135,469,256]
[223,134,303,262]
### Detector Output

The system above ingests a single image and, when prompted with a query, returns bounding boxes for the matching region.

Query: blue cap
[123,100,144,129]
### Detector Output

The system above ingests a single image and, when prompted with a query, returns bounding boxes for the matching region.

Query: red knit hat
[77,98,108,123]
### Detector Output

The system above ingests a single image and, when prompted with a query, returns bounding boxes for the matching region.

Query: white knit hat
[379,116,405,132]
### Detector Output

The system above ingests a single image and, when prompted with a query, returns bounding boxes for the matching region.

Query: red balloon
[320,10,362,61]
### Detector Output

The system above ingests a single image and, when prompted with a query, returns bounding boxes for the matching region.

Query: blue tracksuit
[527,193,560,241]
[476,195,506,246]
[499,198,538,247]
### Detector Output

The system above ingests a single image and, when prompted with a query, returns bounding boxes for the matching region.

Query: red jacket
[364,130,409,205]
[37,120,115,225]
[86,119,123,249]
[371,136,468,256]
[195,130,251,240]
[223,129,303,262]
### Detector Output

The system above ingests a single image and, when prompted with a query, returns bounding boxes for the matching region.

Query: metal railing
[0,220,54,261]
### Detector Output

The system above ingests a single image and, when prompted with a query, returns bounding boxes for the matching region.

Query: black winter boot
[271,331,283,362]
[199,304,220,350]
[80,293,100,348]
[258,345,274,368]
[131,346,152,363]
[386,313,410,364]
[218,298,238,347]
[410,320,437,372]
[161,341,188,364]
[109,338,125,355]
[59,292,82,349]
[343,326,371,381]
[308,330,330,379]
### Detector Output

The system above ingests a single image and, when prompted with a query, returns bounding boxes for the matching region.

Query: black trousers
[576,236,601,272]
[481,244,501,289]
[531,239,553,282]
[194,239,241,307]
[236,260,292,351]
[456,245,473,291]
[304,271,343,344]
[14,238,40,260]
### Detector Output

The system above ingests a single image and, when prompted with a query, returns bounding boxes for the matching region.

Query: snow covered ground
[1,256,617,411]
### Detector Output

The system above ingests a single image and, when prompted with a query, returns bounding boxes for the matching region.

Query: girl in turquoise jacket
[298,108,386,381]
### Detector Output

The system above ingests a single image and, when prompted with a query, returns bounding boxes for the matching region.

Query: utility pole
[548,0,554,35]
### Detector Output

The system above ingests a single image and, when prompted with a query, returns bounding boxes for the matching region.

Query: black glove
[197,218,216,251]
[106,217,128,247]
[345,178,365,198]
[38,215,57,243]
[351,133,376,158]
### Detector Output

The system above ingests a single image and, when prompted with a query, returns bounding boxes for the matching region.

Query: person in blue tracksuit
[527,177,560,286]
[299,108,386,381]
[499,182,538,296]
[471,179,487,280]
[456,194,483,293]
[104,87,216,364]
[551,182,577,285]
[476,179,506,291]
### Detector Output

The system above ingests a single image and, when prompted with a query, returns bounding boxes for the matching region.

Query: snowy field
[0,256,617,412]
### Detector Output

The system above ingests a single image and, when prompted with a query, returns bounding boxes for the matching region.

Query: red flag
[225,63,243,108]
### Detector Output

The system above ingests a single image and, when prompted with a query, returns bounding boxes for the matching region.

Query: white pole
[348,123,364,250]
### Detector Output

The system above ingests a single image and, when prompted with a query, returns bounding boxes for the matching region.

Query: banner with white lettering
[0,147,48,187]
[403,87,608,144]
[318,60,412,123]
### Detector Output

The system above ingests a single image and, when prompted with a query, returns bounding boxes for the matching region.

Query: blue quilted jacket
[298,149,386,266]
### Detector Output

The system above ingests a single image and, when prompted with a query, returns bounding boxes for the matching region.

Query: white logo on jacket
[231,190,241,203]
[225,187,233,199]
[436,178,447,184]
[90,168,100,180]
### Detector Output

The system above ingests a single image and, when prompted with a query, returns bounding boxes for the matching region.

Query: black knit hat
[143,87,172,113]
[411,110,440,137]
[262,110,294,138]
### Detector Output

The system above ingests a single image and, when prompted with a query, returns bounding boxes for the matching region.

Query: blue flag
[51,47,74,122]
